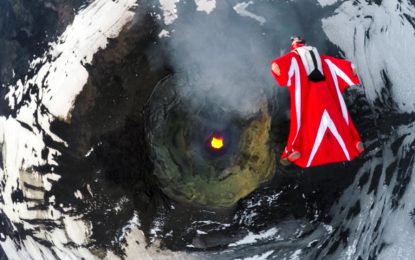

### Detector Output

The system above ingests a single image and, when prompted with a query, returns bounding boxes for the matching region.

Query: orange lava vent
[210,135,224,150]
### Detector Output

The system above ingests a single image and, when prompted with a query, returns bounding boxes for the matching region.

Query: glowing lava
[210,135,224,150]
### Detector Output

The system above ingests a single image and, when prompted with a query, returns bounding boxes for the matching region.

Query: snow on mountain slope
[0,0,144,258]
[322,0,415,112]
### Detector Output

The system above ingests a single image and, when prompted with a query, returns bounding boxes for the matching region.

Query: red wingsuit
[271,48,363,168]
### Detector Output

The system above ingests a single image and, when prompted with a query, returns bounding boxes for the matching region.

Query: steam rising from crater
[156,1,292,116]
[153,0,336,117]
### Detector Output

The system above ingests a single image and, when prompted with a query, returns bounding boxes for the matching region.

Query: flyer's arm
[323,55,360,93]
[271,53,293,87]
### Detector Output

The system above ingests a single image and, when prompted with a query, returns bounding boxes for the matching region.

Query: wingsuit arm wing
[271,53,293,87]
[322,55,360,93]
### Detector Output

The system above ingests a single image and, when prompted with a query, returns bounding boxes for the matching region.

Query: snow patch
[159,0,180,25]
[159,29,171,38]
[289,249,302,260]
[317,0,338,7]
[63,216,91,245]
[323,224,333,234]
[194,0,216,14]
[85,147,94,157]
[240,250,274,260]
[233,1,266,25]
[119,226,195,259]
[229,227,280,247]
[74,190,83,200]
[113,212,141,245]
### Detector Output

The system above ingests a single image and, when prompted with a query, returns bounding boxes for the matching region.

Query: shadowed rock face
[147,76,276,208]
[19,10,171,254]
[0,0,85,86]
